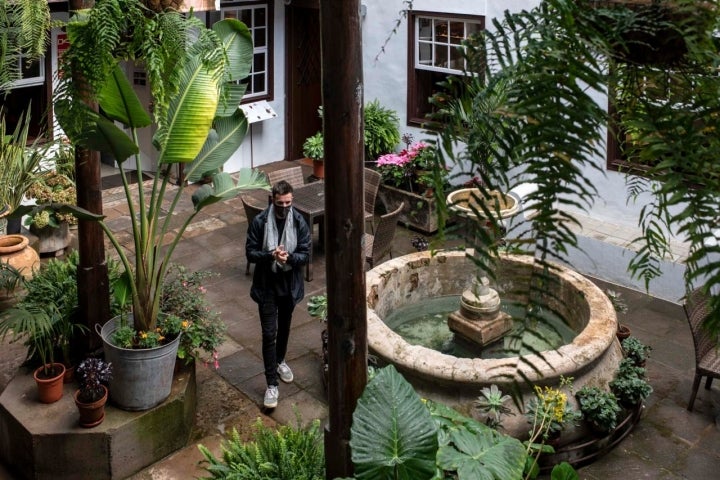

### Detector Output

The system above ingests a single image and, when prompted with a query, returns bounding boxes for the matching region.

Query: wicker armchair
[364,168,382,232]
[683,287,720,411]
[241,196,265,275]
[364,202,404,268]
[267,166,305,189]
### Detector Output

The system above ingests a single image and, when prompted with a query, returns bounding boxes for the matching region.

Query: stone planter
[377,184,439,234]
[29,222,72,256]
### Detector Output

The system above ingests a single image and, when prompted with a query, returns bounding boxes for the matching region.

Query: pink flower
[407,142,429,158]
[199,286,207,294]
[377,152,410,167]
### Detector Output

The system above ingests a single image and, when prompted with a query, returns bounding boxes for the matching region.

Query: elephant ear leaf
[436,427,525,480]
[350,365,438,480]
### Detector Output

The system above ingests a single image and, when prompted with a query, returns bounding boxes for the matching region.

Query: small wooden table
[247,181,325,281]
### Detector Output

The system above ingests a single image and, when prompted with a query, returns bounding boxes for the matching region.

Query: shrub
[198,417,325,480]
[621,336,651,366]
[364,99,400,160]
[576,385,621,433]
[610,358,653,406]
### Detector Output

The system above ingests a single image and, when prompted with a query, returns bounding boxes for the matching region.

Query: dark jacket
[246,207,311,306]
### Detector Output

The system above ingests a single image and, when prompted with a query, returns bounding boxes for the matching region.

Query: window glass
[221,1,272,101]
[408,13,484,126]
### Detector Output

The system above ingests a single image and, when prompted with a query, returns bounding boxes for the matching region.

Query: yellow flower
[140,331,148,339]
[182,320,189,329]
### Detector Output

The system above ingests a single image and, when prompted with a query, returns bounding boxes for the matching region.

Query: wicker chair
[364,168,382,233]
[683,287,720,411]
[241,196,265,275]
[364,202,404,268]
[267,166,305,189]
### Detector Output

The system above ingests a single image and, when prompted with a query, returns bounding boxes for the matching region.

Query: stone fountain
[365,188,624,439]
[445,188,518,348]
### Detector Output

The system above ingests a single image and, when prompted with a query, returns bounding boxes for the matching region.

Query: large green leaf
[217,83,247,117]
[156,56,220,164]
[350,365,438,480]
[98,64,152,128]
[436,428,525,480]
[184,109,248,183]
[77,114,139,164]
[191,169,269,211]
[212,19,253,82]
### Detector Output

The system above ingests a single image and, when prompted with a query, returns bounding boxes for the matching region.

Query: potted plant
[575,385,622,434]
[620,336,651,367]
[0,110,45,235]
[375,135,448,233]
[363,99,401,161]
[160,264,226,369]
[23,171,77,255]
[610,358,653,407]
[26,3,268,411]
[0,252,93,385]
[0,299,65,403]
[74,357,112,428]
[302,131,325,179]
[605,289,631,340]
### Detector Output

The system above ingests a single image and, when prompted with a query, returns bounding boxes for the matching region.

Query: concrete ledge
[0,362,196,480]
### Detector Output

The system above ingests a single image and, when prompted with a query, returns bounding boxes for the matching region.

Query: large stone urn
[0,234,40,280]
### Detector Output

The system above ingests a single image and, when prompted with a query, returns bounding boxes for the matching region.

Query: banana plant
[21,3,269,335]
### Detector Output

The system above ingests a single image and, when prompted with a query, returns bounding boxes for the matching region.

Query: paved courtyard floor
[1,160,719,479]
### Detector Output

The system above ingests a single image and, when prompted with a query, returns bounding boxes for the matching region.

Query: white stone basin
[366,250,622,437]
[446,188,520,219]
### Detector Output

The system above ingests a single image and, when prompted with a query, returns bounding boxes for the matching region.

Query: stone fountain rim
[366,250,617,386]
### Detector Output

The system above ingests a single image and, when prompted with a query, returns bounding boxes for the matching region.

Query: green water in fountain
[384,295,577,359]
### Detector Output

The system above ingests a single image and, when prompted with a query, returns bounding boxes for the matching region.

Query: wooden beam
[320,1,367,478]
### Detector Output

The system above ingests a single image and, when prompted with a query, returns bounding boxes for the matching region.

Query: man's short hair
[272,180,294,197]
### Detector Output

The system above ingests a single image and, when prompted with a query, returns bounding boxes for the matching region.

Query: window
[408,12,483,126]
[9,53,45,88]
[0,54,48,140]
[222,1,272,102]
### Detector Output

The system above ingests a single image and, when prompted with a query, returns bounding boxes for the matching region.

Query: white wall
[362,0,688,301]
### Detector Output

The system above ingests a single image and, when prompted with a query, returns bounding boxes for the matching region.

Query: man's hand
[273,245,289,265]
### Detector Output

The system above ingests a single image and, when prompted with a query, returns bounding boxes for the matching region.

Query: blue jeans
[259,295,295,386]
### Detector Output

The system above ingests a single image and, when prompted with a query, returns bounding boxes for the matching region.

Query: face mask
[275,206,290,219]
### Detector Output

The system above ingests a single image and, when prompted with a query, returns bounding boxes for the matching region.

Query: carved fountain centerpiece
[445,188,519,347]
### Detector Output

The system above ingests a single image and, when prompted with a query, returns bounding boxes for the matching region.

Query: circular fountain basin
[366,250,623,437]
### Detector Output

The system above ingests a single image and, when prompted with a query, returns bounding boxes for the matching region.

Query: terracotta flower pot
[617,324,631,341]
[0,234,40,280]
[74,385,109,428]
[33,363,66,404]
[312,159,325,179]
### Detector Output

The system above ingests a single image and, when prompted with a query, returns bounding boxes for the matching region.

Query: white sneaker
[264,385,279,408]
[277,361,294,383]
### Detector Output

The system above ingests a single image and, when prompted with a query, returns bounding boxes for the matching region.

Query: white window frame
[414,15,482,75]
[222,2,269,101]
[10,54,45,88]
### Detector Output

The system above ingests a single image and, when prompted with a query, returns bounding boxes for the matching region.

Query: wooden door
[285,1,322,161]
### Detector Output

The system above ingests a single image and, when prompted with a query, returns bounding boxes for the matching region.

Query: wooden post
[69,0,111,353]
[320,1,367,478]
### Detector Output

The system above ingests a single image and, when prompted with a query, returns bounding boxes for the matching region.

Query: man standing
[246,180,311,408]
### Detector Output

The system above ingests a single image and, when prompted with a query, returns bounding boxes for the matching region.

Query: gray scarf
[263,205,297,272]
